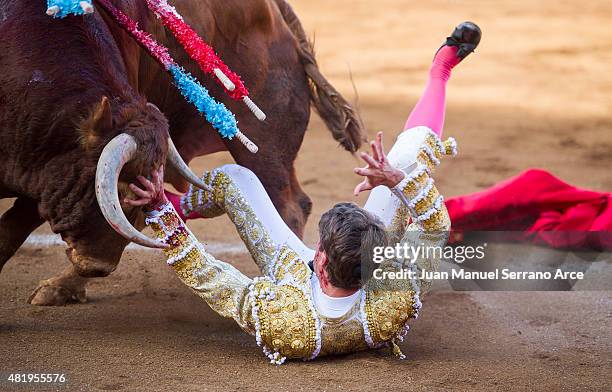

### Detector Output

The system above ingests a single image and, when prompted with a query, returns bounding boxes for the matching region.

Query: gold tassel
[390,339,406,360]
[442,137,458,156]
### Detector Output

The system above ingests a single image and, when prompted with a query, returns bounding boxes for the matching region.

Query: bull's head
[87,97,209,248]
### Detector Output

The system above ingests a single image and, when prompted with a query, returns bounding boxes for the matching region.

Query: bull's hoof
[28,281,86,306]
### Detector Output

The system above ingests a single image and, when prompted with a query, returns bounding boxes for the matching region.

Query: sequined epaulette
[249,277,321,364]
[361,288,421,349]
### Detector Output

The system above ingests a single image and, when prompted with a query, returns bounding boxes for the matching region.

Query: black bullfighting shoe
[436,21,482,62]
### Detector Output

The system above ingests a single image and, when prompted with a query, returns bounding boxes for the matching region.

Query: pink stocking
[403,46,460,137]
[164,190,203,221]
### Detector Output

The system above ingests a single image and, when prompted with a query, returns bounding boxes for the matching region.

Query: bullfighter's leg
[0,197,44,273]
[235,114,312,238]
[29,218,130,306]
[172,164,314,275]
[364,22,480,225]
[225,125,312,239]
[166,130,312,239]
[403,21,481,136]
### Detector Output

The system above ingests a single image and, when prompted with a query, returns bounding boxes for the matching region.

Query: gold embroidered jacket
[145,129,456,364]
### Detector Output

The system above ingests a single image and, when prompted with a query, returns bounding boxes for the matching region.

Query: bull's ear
[80,96,113,149]
[92,96,113,132]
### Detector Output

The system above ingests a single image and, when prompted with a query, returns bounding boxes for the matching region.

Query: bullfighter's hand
[124,165,168,211]
[353,131,405,196]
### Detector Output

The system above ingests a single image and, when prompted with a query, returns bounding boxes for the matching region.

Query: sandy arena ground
[1,0,611,391]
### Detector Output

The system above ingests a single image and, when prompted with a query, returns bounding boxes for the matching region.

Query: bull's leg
[28,264,88,305]
[0,197,90,306]
[0,197,44,273]
[28,247,124,306]
[29,221,129,306]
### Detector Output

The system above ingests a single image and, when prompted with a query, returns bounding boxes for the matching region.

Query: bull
[0,0,364,305]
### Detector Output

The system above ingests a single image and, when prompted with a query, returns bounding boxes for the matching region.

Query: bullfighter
[126,22,481,363]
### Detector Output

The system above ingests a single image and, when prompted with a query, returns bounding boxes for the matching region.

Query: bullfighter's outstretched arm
[360,128,457,294]
[144,201,257,335]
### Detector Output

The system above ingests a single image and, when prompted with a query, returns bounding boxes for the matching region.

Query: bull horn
[166,137,213,192]
[95,133,167,249]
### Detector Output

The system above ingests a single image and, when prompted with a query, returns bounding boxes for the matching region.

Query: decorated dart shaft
[95,0,258,153]
[46,1,266,122]
[145,0,267,121]
[46,0,94,17]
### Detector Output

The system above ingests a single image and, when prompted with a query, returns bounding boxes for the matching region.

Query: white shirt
[310,273,361,318]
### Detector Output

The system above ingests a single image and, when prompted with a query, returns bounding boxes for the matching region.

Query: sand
[1,0,611,390]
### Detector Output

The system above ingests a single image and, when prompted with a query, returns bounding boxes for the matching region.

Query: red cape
[446,169,612,250]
